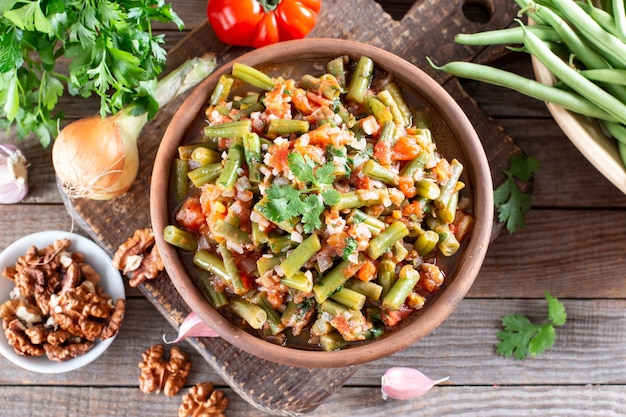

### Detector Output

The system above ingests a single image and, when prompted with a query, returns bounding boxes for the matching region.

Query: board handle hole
[462,0,494,23]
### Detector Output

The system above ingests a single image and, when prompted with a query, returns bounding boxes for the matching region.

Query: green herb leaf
[493,154,539,233]
[264,184,305,223]
[496,292,566,360]
[342,237,358,260]
[301,194,325,233]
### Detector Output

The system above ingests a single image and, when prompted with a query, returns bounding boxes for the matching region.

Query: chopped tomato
[356,258,377,282]
[373,139,392,165]
[381,307,412,327]
[266,140,291,172]
[175,197,206,231]
[391,135,421,161]
[397,176,417,198]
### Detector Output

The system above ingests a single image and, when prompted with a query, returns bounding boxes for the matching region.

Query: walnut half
[178,382,229,417]
[113,229,164,287]
[138,344,191,397]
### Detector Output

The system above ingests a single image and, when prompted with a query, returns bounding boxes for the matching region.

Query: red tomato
[207,0,321,48]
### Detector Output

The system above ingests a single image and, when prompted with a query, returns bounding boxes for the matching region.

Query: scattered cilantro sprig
[263,153,341,233]
[0,0,183,147]
[496,291,567,360]
[493,153,540,233]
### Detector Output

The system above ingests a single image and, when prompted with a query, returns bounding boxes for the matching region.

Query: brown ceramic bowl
[151,38,493,368]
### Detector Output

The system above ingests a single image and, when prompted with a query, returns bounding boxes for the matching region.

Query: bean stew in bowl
[151,39,493,368]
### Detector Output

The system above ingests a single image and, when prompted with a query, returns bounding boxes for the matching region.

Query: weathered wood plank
[1,383,625,416]
[3,298,626,387]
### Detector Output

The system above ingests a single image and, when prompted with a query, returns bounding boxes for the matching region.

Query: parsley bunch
[0,0,183,147]
[493,153,539,233]
[496,291,567,360]
[263,153,341,234]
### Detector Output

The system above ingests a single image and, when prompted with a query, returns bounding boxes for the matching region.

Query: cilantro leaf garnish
[496,291,566,360]
[263,153,341,233]
[342,237,358,260]
[493,153,539,233]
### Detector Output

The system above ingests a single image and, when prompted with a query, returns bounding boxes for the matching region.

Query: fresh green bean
[313,257,363,303]
[231,101,265,121]
[256,254,282,276]
[428,217,461,257]
[377,258,397,298]
[163,225,197,252]
[414,229,439,256]
[364,95,394,125]
[267,234,298,253]
[218,242,247,295]
[243,132,262,183]
[382,82,412,126]
[415,179,441,200]
[232,62,275,91]
[612,0,626,43]
[346,208,386,235]
[330,287,367,310]
[214,220,250,246]
[377,89,407,126]
[251,221,269,246]
[230,299,267,330]
[279,234,321,279]
[427,58,621,123]
[280,271,314,293]
[194,273,229,309]
[391,240,408,262]
[399,150,430,178]
[210,74,234,105]
[579,69,626,85]
[346,56,374,103]
[204,120,252,139]
[550,0,626,69]
[178,143,206,160]
[345,279,383,301]
[332,190,382,211]
[382,265,421,311]
[171,158,189,201]
[600,121,626,166]
[255,292,285,335]
[522,25,626,125]
[193,249,230,283]
[361,159,398,186]
[300,74,342,100]
[435,158,463,210]
[267,119,310,138]
[455,25,561,45]
[366,221,409,260]
[191,146,221,165]
[327,55,348,91]
[319,332,348,351]
[187,162,222,187]
[216,142,244,190]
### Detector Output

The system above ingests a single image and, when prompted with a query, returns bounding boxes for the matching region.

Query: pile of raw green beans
[431,0,626,167]
[164,55,473,351]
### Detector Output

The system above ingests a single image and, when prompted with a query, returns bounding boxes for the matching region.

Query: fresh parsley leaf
[493,153,539,233]
[496,292,566,360]
[0,0,184,147]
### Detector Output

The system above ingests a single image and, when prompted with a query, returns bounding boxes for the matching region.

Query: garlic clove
[163,311,219,344]
[381,367,449,400]
[0,143,29,204]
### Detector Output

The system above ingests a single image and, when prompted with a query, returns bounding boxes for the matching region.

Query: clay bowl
[151,38,493,368]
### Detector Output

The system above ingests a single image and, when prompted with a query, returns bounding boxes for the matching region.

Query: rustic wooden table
[2,1,626,415]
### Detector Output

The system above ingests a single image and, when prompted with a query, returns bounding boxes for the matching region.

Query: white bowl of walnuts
[0,231,125,373]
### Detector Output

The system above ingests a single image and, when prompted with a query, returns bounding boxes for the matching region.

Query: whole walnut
[139,344,191,397]
[178,382,229,417]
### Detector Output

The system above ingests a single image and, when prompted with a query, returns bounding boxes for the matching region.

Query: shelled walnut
[178,382,229,417]
[113,228,164,287]
[0,238,125,362]
[138,344,192,397]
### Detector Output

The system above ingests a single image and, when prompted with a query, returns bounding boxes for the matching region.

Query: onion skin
[52,113,141,200]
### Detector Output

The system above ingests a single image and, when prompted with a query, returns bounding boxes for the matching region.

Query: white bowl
[0,231,125,373]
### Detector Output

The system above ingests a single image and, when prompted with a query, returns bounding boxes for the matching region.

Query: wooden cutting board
[63,1,524,414]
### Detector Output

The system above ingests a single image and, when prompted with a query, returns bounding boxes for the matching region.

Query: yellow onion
[52,55,216,200]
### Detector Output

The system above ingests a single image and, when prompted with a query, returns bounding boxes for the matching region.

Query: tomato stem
[259,0,281,13]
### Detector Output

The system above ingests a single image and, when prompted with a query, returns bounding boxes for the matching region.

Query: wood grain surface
[2,0,626,416]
